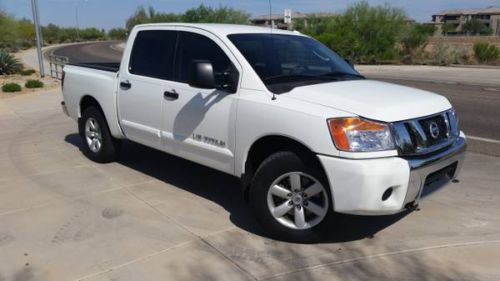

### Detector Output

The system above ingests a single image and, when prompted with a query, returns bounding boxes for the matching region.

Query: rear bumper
[318,135,467,215]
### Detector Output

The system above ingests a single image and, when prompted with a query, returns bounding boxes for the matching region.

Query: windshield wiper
[263,74,315,82]
[263,74,338,84]
[320,72,365,79]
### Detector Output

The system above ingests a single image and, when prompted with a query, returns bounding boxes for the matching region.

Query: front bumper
[318,135,467,215]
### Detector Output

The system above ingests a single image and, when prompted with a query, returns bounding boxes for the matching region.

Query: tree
[463,19,492,35]
[125,5,249,31]
[400,24,436,63]
[42,23,60,44]
[0,10,19,50]
[303,1,406,63]
[182,4,249,24]
[79,27,105,41]
[108,28,128,40]
[17,19,35,48]
[441,23,456,35]
[125,6,180,30]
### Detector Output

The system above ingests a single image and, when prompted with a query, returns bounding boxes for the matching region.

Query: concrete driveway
[0,89,499,281]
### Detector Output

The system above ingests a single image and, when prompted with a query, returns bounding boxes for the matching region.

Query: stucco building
[432,6,500,35]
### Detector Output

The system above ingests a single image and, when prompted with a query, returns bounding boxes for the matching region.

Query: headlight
[327,117,395,152]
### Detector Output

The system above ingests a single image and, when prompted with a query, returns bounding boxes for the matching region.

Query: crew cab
[61,23,467,241]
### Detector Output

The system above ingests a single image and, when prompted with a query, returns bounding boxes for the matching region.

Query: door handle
[120,80,131,90]
[164,90,179,100]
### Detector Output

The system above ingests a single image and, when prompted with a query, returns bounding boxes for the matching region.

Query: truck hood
[285,80,451,122]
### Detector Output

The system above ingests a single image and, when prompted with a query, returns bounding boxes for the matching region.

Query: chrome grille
[391,109,459,156]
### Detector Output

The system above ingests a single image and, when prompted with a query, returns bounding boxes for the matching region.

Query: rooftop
[134,23,302,36]
[433,6,500,16]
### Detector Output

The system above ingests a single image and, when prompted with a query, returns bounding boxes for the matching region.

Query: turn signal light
[327,117,393,152]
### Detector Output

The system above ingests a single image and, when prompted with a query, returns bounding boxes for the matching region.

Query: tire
[249,151,334,242]
[79,106,121,163]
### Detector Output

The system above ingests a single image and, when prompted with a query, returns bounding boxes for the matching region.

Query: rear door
[117,29,177,149]
[160,30,241,174]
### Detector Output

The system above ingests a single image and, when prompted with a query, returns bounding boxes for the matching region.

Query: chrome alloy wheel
[85,117,102,153]
[267,172,329,230]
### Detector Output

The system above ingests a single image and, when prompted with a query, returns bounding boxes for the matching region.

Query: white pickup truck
[62,23,467,241]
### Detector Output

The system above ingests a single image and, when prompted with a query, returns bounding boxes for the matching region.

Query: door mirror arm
[214,71,237,93]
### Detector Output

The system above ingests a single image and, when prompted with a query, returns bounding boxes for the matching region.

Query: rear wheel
[79,106,120,163]
[250,151,334,242]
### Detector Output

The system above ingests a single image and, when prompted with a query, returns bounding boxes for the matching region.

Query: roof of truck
[134,23,302,37]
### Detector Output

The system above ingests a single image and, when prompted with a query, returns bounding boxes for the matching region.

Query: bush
[400,24,436,64]
[427,42,457,66]
[297,2,406,64]
[0,49,22,75]
[474,42,500,63]
[2,82,21,92]
[19,69,35,76]
[107,28,128,40]
[463,19,492,35]
[25,79,44,88]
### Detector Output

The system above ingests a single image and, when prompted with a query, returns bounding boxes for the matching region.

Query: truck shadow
[65,134,410,244]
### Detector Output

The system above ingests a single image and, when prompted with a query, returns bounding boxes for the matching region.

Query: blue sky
[1,0,500,30]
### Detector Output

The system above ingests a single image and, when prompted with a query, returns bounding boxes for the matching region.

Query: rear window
[129,30,177,80]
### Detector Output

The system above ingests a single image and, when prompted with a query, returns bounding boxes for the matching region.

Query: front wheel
[79,106,121,163]
[250,151,334,242]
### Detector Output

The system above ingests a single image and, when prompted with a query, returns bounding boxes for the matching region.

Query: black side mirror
[189,60,216,89]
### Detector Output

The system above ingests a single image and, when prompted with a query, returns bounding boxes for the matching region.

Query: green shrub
[400,24,436,64]
[474,42,500,63]
[19,69,35,76]
[25,79,44,88]
[2,83,21,92]
[0,49,22,75]
[296,1,407,64]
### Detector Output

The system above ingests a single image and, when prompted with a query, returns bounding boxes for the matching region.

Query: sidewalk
[16,46,52,75]
[357,64,500,87]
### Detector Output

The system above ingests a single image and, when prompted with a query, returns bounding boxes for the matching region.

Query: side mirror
[345,58,354,67]
[188,60,216,89]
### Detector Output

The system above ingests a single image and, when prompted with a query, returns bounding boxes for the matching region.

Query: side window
[175,31,233,83]
[129,30,177,80]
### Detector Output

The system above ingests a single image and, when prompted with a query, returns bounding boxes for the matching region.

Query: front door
[161,30,240,174]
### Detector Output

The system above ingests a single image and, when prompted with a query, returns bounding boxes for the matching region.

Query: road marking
[467,135,500,144]
[482,87,500,92]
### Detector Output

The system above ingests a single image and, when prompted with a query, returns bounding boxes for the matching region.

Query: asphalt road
[51,41,123,63]
[52,41,500,156]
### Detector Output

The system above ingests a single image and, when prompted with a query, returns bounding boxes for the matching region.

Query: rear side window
[129,30,177,79]
[175,31,232,83]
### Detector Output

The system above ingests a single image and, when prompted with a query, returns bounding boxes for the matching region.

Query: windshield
[228,33,364,94]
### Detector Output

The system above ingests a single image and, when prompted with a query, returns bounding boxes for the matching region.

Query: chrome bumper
[403,136,467,206]
[61,101,69,116]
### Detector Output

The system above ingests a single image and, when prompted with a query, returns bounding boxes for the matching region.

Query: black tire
[249,151,334,242]
[79,106,121,163]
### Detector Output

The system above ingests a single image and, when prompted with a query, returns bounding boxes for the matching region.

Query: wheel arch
[79,94,125,139]
[241,134,327,201]
[79,95,103,117]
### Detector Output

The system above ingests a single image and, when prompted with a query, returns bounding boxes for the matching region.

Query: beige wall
[492,15,500,35]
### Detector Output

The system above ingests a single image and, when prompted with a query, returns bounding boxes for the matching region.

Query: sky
[1,0,500,30]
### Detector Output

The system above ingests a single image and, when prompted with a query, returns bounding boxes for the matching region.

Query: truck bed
[68,62,120,72]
